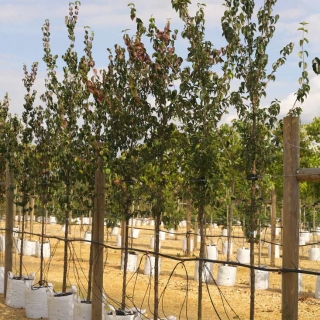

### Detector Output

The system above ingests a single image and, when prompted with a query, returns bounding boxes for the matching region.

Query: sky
[1,0,320,124]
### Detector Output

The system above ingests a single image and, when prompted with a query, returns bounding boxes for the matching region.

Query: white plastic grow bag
[0,267,4,294]
[121,253,138,272]
[216,265,237,286]
[182,238,194,253]
[315,276,320,299]
[268,244,280,259]
[237,247,250,264]
[47,285,77,320]
[143,256,161,276]
[206,245,218,260]
[105,305,146,320]
[0,234,5,252]
[6,271,35,308]
[222,241,233,255]
[194,261,214,283]
[73,290,107,320]
[25,281,53,319]
[35,241,51,258]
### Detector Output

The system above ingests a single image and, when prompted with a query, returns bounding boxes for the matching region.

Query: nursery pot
[309,246,320,261]
[252,267,269,290]
[47,286,76,320]
[216,265,237,286]
[6,272,35,308]
[237,247,250,264]
[130,228,140,239]
[206,244,218,260]
[0,267,4,294]
[143,256,161,276]
[268,243,280,259]
[222,241,233,255]
[194,261,214,283]
[121,252,138,273]
[35,241,51,258]
[182,238,194,253]
[315,276,320,299]
[25,281,53,319]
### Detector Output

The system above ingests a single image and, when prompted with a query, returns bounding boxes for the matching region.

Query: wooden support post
[91,156,105,320]
[4,162,14,299]
[186,200,191,257]
[282,116,300,320]
[30,197,34,240]
[270,189,276,267]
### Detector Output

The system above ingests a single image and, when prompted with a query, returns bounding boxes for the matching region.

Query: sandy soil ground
[0,221,320,319]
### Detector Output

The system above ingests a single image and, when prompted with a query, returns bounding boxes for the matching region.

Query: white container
[143,256,161,276]
[168,228,175,237]
[130,228,140,239]
[149,220,155,227]
[315,276,320,299]
[299,230,310,243]
[149,236,161,250]
[0,267,4,294]
[24,240,37,256]
[316,227,320,236]
[84,231,92,243]
[222,241,233,255]
[73,289,106,320]
[49,216,57,225]
[213,223,218,229]
[129,218,135,226]
[73,300,92,320]
[206,245,218,260]
[13,227,19,238]
[194,261,214,283]
[47,286,76,320]
[299,271,303,294]
[142,219,148,227]
[309,247,320,261]
[116,234,122,247]
[111,227,119,235]
[237,247,250,264]
[182,238,194,253]
[254,268,269,290]
[268,244,280,259]
[299,239,305,246]
[222,228,228,236]
[0,234,5,252]
[121,253,138,272]
[179,220,186,228]
[159,231,166,240]
[35,241,51,258]
[6,272,35,308]
[25,282,53,319]
[135,219,141,227]
[216,265,237,286]
[82,217,90,225]
[61,225,66,232]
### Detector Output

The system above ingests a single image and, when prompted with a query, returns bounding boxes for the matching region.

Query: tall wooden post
[270,189,276,267]
[282,116,300,320]
[29,197,34,240]
[91,156,105,319]
[186,200,191,257]
[4,162,14,298]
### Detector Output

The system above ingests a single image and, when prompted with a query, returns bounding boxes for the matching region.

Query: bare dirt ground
[0,221,320,319]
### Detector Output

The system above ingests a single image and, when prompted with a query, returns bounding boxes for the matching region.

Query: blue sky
[1,0,320,124]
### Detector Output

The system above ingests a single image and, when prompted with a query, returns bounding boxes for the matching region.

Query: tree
[221,1,294,318]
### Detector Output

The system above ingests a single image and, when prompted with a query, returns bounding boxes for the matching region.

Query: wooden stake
[91,156,105,319]
[282,116,300,320]
[270,189,276,267]
[4,162,14,298]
